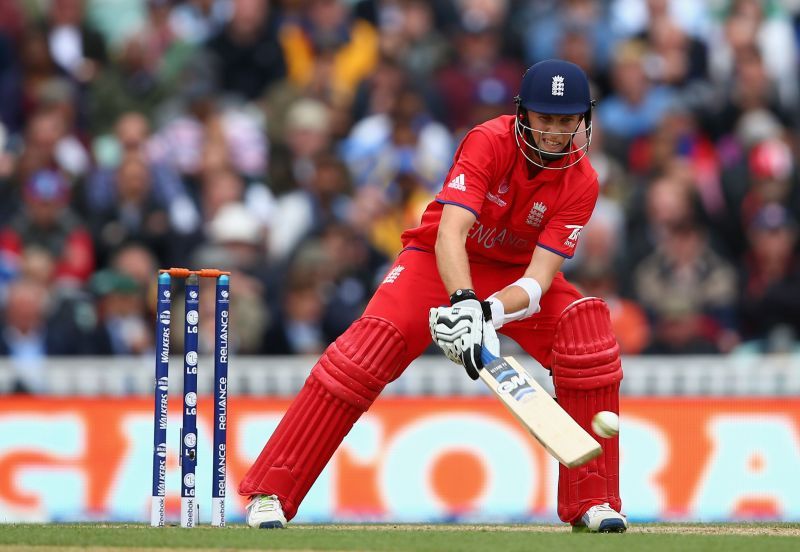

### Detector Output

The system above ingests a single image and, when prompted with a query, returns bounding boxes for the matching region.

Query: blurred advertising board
[1,397,799,523]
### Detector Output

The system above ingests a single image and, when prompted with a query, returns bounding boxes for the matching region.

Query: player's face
[526,111,582,153]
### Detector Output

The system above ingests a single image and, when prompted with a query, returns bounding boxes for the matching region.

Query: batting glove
[429,290,500,380]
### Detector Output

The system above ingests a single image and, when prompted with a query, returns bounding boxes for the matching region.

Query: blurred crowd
[2,0,800,391]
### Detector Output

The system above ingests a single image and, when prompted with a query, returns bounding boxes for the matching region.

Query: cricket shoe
[572,503,628,533]
[246,494,287,529]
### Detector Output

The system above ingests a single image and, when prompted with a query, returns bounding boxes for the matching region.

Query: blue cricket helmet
[515,59,592,115]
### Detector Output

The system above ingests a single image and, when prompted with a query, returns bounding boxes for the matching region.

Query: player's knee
[551,298,622,390]
[311,316,408,410]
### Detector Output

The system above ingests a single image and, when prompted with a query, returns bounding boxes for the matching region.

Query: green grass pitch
[1,523,799,551]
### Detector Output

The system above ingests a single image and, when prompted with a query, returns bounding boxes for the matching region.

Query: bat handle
[481,348,498,365]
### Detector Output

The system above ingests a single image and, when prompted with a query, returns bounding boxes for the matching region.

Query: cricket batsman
[240,59,627,533]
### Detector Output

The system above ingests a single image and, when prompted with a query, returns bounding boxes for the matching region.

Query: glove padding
[429,299,500,380]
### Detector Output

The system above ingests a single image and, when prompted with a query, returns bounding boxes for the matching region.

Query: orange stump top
[158,268,231,278]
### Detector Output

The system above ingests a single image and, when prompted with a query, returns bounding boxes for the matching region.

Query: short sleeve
[536,179,599,258]
[435,129,497,218]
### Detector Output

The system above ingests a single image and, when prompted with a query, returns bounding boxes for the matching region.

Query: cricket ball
[591,411,619,439]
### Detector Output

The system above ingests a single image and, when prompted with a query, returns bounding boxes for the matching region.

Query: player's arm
[428,130,500,379]
[430,204,499,380]
[488,246,565,321]
[435,204,476,294]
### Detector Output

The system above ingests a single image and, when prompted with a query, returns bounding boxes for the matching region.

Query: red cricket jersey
[401,115,599,265]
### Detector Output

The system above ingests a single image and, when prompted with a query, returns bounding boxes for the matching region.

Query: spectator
[556,23,611,98]
[0,275,101,388]
[0,170,94,285]
[610,0,710,40]
[88,268,151,355]
[464,68,517,131]
[87,35,170,135]
[454,0,517,58]
[111,242,156,288]
[741,137,798,225]
[264,223,372,355]
[198,164,275,235]
[136,0,197,86]
[640,12,708,89]
[268,98,334,195]
[109,242,159,319]
[88,155,174,266]
[170,0,232,45]
[269,153,352,262]
[708,0,798,112]
[0,279,54,392]
[739,203,800,344]
[521,0,614,70]
[14,31,62,129]
[342,85,453,192]
[643,297,721,355]
[42,0,107,84]
[349,55,441,129]
[633,220,739,351]
[716,134,798,261]
[194,202,274,353]
[206,0,286,100]
[626,104,724,235]
[263,271,327,355]
[261,48,352,141]
[35,78,91,172]
[596,40,676,155]
[200,167,246,222]
[0,0,26,45]
[14,246,57,288]
[0,37,19,135]
[625,172,698,273]
[708,45,795,141]
[351,168,432,259]
[148,90,268,181]
[377,0,450,78]
[18,104,91,180]
[435,18,523,134]
[87,111,199,236]
[279,0,379,106]
[317,222,387,337]
[203,201,271,285]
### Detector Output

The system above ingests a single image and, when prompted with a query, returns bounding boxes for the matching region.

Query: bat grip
[481,348,498,366]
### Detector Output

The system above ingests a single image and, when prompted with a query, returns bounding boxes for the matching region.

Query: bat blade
[479,353,602,468]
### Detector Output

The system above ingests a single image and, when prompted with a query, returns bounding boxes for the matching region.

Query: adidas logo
[447,173,466,192]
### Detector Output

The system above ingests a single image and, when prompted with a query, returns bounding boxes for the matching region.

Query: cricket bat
[479,350,602,468]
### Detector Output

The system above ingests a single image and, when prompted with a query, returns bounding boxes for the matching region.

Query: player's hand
[429,299,500,380]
